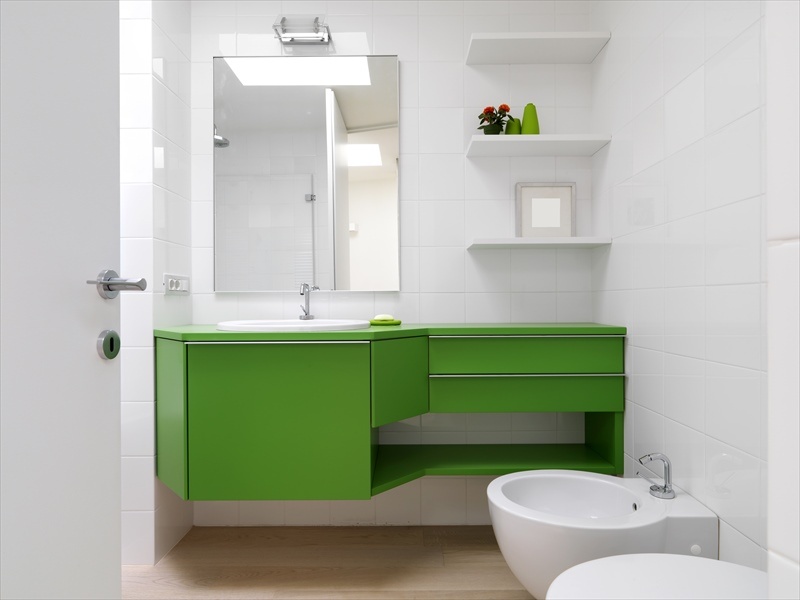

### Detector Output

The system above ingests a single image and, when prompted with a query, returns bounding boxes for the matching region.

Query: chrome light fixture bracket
[273,16,331,45]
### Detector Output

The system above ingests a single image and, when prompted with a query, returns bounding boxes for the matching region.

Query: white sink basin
[216,319,371,332]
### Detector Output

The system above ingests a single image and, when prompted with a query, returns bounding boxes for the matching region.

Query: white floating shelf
[466,134,611,158]
[468,237,612,250]
[466,32,611,65]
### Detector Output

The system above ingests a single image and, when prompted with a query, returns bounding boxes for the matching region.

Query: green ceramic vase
[521,103,540,134]
[505,118,522,135]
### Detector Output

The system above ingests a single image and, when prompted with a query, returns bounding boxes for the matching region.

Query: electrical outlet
[163,273,190,295]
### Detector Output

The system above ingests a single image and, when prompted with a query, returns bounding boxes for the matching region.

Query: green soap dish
[370,319,402,326]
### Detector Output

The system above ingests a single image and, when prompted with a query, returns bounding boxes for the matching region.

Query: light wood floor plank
[122,526,532,600]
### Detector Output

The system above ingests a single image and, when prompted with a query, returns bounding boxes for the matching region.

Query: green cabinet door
[371,336,429,427]
[187,342,372,500]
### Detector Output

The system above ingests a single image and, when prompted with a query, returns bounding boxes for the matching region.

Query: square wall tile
[665,213,705,288]
[705,284,761,369]
[419,16,464,61]
[664,419,706,500]
[193,501,239,526]
[120,19,153,74]
[466,477,494,525]
[121,347,154,403]
[121,74,153,129]
[705,110,762,210]
[284,501,331,525]
[665,139,705,221]
[239,501,285,525]
[663,1,704,91]
[509,292,557,322]
[704,437,764,546]
[121,511,155,565]
[664,353,705,431]
[121,402,154,457]
[418,154,464,200]
[421,477,466,525]
[665,67,704,156]
[375,480,421,525]
[122,457,155,511]
[374,15,419,60]
[120,129,153,184]
[705,197,762,285]
[465,293,511,322]
[419,201,465,247]
[330,500,377,525]
[719,520,767,571]
[466,249,510,293]
[555,292,592,321]
[705,362,762,457]
[419,248,465,293]
[705,22,761,135]
[121,183,154,239]
[704,0,762,61]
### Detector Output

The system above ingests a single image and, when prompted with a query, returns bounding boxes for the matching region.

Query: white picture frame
[515,182,576,238]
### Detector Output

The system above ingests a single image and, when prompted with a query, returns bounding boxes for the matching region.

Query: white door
[1,1,122,598]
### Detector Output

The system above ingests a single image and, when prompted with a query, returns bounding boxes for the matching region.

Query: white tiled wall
[120,0,193,565]
[590,0,769,570]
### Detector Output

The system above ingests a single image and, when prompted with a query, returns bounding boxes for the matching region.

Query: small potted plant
[478,104,512,135]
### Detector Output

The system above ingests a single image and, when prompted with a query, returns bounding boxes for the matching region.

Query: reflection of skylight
[347,144,382,167]
[225,57,370,86]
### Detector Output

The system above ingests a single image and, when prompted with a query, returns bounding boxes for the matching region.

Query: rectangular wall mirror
[213,55,399,292]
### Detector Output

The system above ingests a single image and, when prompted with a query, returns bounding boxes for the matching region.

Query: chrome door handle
[87,269,147,299]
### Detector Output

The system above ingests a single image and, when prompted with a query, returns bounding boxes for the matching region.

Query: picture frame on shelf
[515,182,576,238]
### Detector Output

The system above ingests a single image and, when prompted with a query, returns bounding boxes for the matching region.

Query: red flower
[477,102,514,130]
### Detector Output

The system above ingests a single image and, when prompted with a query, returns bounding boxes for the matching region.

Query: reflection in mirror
[213,55,399,292]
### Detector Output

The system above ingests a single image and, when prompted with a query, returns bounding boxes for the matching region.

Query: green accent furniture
[154,323,625,500]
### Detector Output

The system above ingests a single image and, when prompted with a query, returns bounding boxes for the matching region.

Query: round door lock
[97,329,121,360]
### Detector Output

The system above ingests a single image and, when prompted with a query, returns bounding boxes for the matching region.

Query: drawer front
[371,336,429,427]
[429,375,623,412]
[429,336,623,374]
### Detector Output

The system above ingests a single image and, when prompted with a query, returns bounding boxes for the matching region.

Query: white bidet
[487,469,718,599]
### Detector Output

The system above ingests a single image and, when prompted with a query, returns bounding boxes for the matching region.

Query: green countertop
[154,322,626,342]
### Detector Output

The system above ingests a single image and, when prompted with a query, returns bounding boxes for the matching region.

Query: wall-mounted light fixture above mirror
[213,55,399,293]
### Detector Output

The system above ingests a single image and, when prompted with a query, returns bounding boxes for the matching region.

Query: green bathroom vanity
[154,323,625,501]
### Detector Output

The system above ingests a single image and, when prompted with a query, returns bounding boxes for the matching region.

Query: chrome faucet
[299,283,318,320]
[637,453,676,499]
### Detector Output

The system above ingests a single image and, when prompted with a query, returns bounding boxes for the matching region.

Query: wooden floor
[122,526,532,599]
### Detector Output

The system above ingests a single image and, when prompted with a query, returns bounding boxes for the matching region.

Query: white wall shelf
[468,237,612,250]
[466,32,611,65]
[466,134,611,157]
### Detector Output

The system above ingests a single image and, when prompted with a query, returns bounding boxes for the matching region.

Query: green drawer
[428,375,624,412]
[428,336,623,374]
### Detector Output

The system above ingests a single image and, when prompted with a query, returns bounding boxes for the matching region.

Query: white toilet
[546,553,767,600]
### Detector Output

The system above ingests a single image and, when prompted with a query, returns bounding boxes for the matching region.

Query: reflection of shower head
[213,124,230,148]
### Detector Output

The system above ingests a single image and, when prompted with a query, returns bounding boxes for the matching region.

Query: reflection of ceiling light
[347,144,382,167]
[273,15,330,45]
[225,56,370,86]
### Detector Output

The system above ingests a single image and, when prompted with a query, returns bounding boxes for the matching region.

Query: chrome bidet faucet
[637,452,676,499]
[299,283,319,320]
